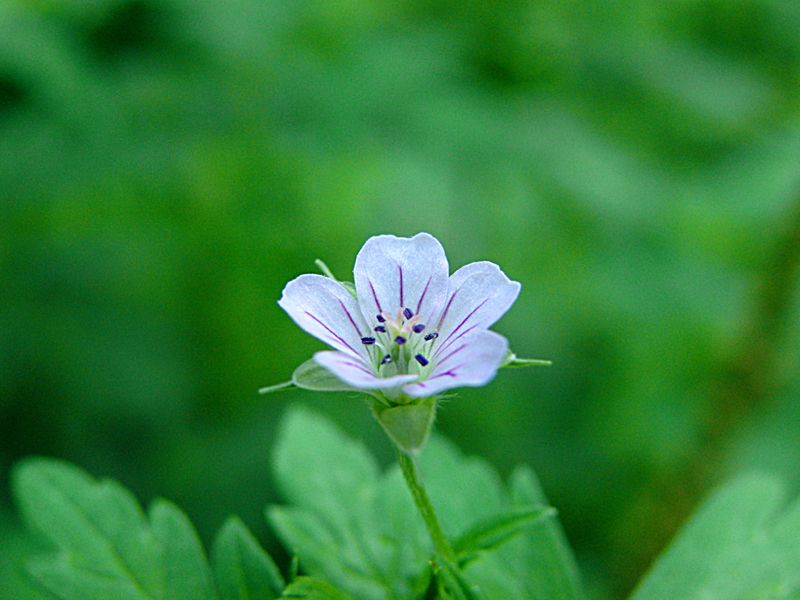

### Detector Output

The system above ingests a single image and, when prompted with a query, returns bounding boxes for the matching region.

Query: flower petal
[403,330,509,397]
[314,351,419,389]
[353,233,449,328]
[431,261,520,359]
[278,274,370,359]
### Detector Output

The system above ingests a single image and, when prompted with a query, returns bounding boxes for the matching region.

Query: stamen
[374,325,386,333]
[415,354,429,366]
[381,354,392,365]
[361,336,376,345]
[395,336,407,345]
[376,314,386,323]
[412,323,426,334]
[424,332,439,341]
[403,307,413,320]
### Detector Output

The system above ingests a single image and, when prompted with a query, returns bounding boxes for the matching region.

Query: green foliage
[630,474,800,600]
[268,406,585,600]
[3,0,800,595]
[213,517,285,600]
[12,459,281,600]
[11,410,800,600]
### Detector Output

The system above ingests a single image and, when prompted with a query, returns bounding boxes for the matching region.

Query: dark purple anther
[376,314,386,323]
[374,325,386,333]
[361,336,376,345]
[424,332,439,341]
[415,354,429,366]
[412,323,425,334]
[395,336,407,345]
[381,354,392,365]
[403,307,413,319]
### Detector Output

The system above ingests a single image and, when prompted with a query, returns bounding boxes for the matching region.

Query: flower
[278,233,520,399]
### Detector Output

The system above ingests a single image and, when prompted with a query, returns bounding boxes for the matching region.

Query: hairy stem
[396,449,458,565]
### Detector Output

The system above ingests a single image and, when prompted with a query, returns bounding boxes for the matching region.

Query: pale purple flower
[278,233,520,398]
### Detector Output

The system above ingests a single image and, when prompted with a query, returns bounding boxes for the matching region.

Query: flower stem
[396,449,458,564]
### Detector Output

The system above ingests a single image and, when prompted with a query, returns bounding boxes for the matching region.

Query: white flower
[278,233,520,398]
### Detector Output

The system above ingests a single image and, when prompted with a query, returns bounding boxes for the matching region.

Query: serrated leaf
[13,458,163,600]
[281,577,354,600]
[630,474,800,600]
[212,516,285,600]
[269,407,585,600]
[453,506,556,565]
[291,359,358,392]
[11,458,224,600]
[150,499,217,600]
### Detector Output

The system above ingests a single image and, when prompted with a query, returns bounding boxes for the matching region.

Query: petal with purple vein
[278,274,370,359]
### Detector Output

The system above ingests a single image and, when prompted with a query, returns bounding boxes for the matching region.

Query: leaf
[426,443,586,600]
[453,506,556,565]
[268,407,585,600]
[150,500,217,600]
[630,474,800,600]
[291,359,358,392]
[13,458,164,600]
[281,577,354,600]
[212,516,285,600]
[12,457,285,600]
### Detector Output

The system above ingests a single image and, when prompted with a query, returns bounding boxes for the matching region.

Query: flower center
[360,307,438,378]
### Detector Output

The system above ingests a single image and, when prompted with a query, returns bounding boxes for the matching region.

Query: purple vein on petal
[434,323,479,359]
[441,297,490,345]
[416,275,432,314]
[398,264,404,307]
[429,368,459,380]
[437,343,467,367]
[337,359,375,376]
[436,290,459,329]
[368,279,382,312]
[304,311,359,355]
[338,299,362,337]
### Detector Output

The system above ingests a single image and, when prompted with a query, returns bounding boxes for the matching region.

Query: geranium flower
[278,233,520,399]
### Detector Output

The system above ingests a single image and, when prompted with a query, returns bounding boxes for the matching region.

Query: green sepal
[500,351,552,369]
[453,505,556,566]
[259,359,360,395]
[292,359,359,392]
[315,259,357,299]
[259,381,295,395]
[281,576,355,599]
[374,396,437,454]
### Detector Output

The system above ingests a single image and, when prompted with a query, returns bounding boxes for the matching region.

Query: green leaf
[281,577,354,600]
[12,458,286,600]
[212,516,285,600]
[150,499,217,600]
[291,359,358,392]
[453,506,556,565]
[500,351,552,369]
[13,458,164,600]
[426,444,586,600]
[630,474,800,600]
[269,407,585,600]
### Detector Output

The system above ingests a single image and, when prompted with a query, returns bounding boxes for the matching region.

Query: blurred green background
[2,0,800,597]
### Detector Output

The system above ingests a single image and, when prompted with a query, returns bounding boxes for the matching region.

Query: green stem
[396,449,458,564]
